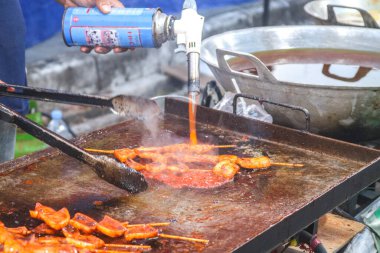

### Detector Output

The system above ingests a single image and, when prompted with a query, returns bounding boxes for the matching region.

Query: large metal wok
[201,25,380,141]
[304,0,380,28]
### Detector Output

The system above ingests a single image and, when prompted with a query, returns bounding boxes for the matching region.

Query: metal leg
[0,120,16,162]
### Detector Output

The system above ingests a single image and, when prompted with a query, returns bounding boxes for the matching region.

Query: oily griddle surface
[0,114,368,252]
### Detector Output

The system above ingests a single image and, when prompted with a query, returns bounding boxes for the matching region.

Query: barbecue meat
[212,160,240,179]
[96,215,126,238]
[62,225,80,238]
[30,203,70,230]
[114,148,137,163]
[124,225,158,242]
[32,223,57,235]
[70,213,97,234]
[65,234,105,249]
[237,156,271,169]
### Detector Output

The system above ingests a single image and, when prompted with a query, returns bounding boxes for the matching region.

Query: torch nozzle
[183,0,197,11]
[187,52,201,95]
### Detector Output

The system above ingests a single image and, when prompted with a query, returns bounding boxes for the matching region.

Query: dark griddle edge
[165,98,380,252]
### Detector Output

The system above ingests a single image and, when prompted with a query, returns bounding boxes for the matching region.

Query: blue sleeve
[0,1,29,115]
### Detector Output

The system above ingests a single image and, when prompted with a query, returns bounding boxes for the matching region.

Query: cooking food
[70,212,97,234]
[0,203,208,252]
[32,223,57,235]
[86,143,304,188]
[124,225,158,241]
[96,215,126,238]
[30,203,70,230]
[212,160,240,180]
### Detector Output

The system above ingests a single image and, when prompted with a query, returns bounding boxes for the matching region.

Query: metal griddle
[0,98,380,252]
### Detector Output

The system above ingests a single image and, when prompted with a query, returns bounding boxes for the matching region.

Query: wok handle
[326,4,379,28]
[232,93,311,132]
[216,49,277,84]
[322,64,372,82]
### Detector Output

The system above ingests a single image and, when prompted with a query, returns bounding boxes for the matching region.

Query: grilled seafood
[237,156,304,169]
[124,225,158,242]
[86,144,236,156]
[113,148,137,163]
[96,215,126,238]
[0,203,209,253]
[32,223,57,235]
[135,143,236,154]
[65,234,105,249]
[62,224,80,238]
[70,212,97,234]
[86,143,304,188]
[30,203,70,230]
[212,160,240,180]
[237,156,271,169]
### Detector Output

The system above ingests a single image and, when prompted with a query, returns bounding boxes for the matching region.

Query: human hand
[60,0,128,54]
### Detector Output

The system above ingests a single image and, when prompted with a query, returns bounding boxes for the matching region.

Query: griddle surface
[0,103,378,252]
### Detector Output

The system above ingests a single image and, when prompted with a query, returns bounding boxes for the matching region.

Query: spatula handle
[0,83,112,108]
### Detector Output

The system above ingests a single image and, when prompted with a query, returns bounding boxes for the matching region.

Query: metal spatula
[0,82,153,193]
[0,83,160,120]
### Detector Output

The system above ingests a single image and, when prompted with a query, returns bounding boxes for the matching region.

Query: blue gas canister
[62,8,176,48]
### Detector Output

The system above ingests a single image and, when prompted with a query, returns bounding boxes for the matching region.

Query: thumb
[96,0,112,14]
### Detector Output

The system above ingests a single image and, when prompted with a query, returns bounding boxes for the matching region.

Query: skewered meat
[87,143,303,189]
[23,243,77,253]
[212,160,240,179]
[237,156,272,169]
[124,225,158,242]
[36,236,67,245]
[135,144,235,154]
[30,203,70,230]
[65,234,105,249]
[0,202,208,252]
[70,213,97,234]
[32,223,58,235]
[113,148,137,163]
[96,215,126,238]
[125,159,146,171]
[62,224,80,238]
[218,154,238,163]
[7,226,31,236]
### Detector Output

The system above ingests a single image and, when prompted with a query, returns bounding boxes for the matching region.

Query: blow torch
[62,0,204,103]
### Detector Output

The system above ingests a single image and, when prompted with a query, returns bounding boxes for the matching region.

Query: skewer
[214,145,236,149]
[271,162,304,167]
[91,249,140,253]
[158,233,209,244]
[104,244,151,250]
[85,145,236,154]
[123,222,171,228]
[85,148,115,154]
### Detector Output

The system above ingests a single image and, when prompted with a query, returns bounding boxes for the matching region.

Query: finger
[113,47,128,54]
[94,46,112,54]
[64,0,77,7]
[96,0,112,13]
[109,0,124,8]
[80,46,93,54]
